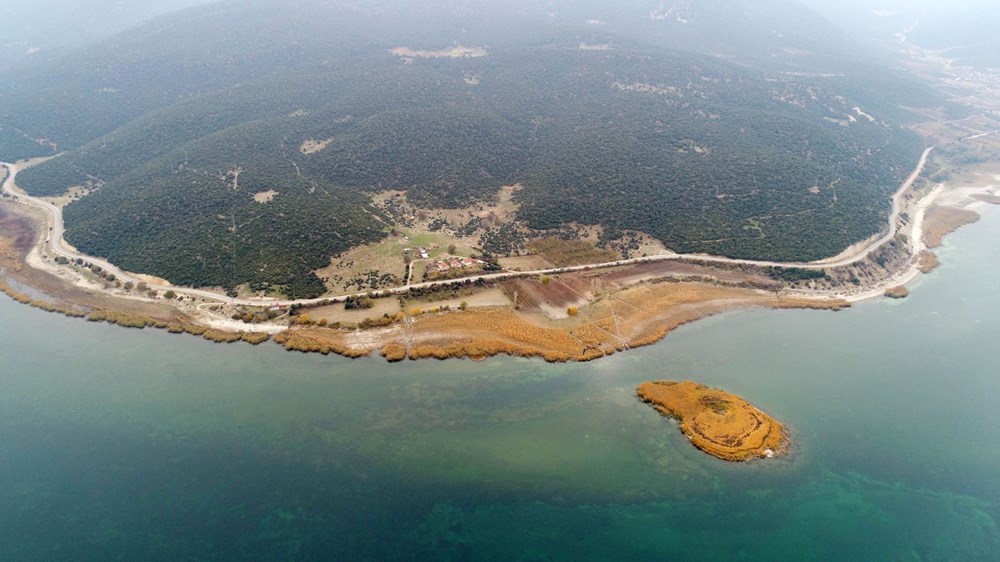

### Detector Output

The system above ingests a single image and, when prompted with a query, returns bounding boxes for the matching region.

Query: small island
[637,381,789,462]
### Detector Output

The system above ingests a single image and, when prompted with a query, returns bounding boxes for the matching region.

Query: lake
[1,214,998,560]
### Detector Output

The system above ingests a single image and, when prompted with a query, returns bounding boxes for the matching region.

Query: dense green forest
[0,0,946,295]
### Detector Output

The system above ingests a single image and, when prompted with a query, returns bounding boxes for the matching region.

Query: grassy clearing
[499,255,553,271]
[528,238,616,267]
[305,298,403,325]
[315,226,468,292]
[322,185,527,293]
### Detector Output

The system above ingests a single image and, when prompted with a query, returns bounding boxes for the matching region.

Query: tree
[448,243,457,254]
[163,290,177,299]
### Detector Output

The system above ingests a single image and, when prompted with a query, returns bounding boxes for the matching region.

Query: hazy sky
[5,0,999,63]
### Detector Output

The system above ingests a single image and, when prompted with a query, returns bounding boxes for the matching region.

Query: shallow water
[2,274,57,303]
[1,215,998,560]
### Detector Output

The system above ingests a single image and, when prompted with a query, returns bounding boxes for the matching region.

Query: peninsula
[2,136,998,362]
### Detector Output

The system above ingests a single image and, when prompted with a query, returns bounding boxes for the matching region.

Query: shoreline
[2,148,999,362]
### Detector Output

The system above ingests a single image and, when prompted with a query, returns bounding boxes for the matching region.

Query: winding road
[1,146,933,308]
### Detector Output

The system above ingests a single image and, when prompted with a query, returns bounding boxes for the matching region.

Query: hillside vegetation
[0,0,942,297]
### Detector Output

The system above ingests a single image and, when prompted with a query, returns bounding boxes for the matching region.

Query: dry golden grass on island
[637,380,789,462]
[918,251,940,273]
[884,286,910,299]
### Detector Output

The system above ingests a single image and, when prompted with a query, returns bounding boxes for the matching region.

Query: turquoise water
[1,216,999,560]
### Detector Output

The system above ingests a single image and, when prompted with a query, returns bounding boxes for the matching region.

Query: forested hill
[1,0,942,297]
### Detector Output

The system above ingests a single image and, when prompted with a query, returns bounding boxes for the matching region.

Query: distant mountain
[355,0,863,65]
[802,0,1000,69]
[1,0,940,297]
[0,0,214,69]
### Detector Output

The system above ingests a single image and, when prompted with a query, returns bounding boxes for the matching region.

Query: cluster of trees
[344,270,400,292]
[344,294,374,310]
[479,224,528,257]
[764,267,828,283]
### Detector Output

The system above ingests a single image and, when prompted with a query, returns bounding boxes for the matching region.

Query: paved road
[1,146,933,308]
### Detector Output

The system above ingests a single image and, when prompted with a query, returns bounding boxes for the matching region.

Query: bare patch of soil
[300,139,332,155]
[501,275,592,319]
[601,260,767,287]
[253,190,278,203]
[390,46,487,59]
[499,255,553,271]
